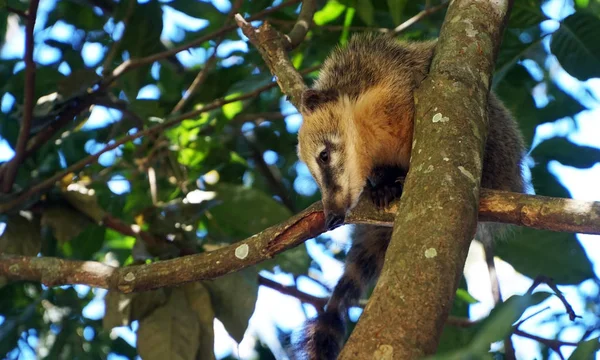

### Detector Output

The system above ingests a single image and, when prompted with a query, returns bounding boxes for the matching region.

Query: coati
[294,33,527,359]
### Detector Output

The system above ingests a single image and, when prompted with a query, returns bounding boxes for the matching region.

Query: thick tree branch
[0,202,325,292]
[2,0,40,193]
[1,190,599,291]
[339,0,516,358]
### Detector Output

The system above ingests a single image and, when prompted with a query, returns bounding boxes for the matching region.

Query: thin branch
[236,15,307,108]
[284,0,317,50]
[258,275,327,311]
[243,133,297,212]
[2,0,40,193]
[171,42,221,114]
[527,276,580,321]
[5,6,27,17]
[171,0,243,114]
[267,18,392,33]
[101,0,302,90]
[513,329,579,351]
[390,0,449,35]
[2,190,600,291]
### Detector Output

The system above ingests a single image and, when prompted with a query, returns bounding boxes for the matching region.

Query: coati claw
[366,166,405,209]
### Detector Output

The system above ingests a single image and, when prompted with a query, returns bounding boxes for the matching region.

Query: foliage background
[0,0,600,359]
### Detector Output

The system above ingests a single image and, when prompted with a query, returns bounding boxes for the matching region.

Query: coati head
[297,89,371,231]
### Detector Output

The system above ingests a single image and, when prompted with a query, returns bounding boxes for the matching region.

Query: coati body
[295,33,527,360]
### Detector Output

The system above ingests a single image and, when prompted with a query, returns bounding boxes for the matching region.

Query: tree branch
[236,15,307,108]
[284,0,317,50]
[5,6,27,18]
[2,0,40,193]
[258,275,327,311]
[389,0,449,35]
[1,190,598,291]
[339,0,515,357]
[100,0,302,90]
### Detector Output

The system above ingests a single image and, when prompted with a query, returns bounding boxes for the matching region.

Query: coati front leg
[366,166,406,208]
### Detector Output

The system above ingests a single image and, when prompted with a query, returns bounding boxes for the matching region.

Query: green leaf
[494,29,545,87]
[469,292,551,352]
[530,162,572,198]
[0,214,41,256]
[355,0,374,26]
[184,282,216,360]
[575,0,590,7]
[137,288,200,360]
[62,187,107,223]
[41,206,92,243]
[203,267,258,342]
[131,289,169,322]
[314,0,346,25]
[207,183,292,238]
[507,0,548,29]
[103,291,134,330]
[531,137,600,169]
[551,13,600,81]
[568,336,600,360]
[496,228,594,285]
[387,0,408,25]
[428,293,551,360]
[167,0,223,23]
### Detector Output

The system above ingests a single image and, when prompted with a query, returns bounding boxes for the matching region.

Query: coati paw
[367,182,403,209]
[366,166,405,209]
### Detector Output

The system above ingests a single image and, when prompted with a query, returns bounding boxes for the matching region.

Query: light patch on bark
[458,166,476,183]
[424,248,438,259]
[373,344,394,360]
[124,272,135,282]
[432,113,449,123]
[463,19,478,37]
[235,244,250,259]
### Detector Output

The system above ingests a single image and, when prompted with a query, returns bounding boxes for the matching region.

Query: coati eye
[318,149,329,164]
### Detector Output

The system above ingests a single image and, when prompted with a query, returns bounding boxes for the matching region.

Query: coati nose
[325,213,345,230]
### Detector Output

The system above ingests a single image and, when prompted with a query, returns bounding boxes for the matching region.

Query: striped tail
[296,225,392,360]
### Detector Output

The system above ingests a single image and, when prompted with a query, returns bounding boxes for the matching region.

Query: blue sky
[1,0,599,359]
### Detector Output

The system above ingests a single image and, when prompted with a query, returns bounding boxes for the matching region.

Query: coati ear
[301,89,338,113]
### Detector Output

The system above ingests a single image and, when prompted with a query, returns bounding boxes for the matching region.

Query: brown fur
[295,33,527,360]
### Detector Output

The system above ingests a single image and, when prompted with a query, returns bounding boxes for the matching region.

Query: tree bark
[339,0,515,358]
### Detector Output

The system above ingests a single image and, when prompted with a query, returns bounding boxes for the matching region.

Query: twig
[513,329,579,358]
[236,14,307,108]
[389,0,449,35]
[101,0,302,90]
[527,276,580,321]
[171,0,243,114]
[267,18,392,33]
[284,0,317,50]
[2,190,600,291]
[2,0,40,193]
[243,133,296,212]
[258,275,327,311]
[5,6,27,17]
